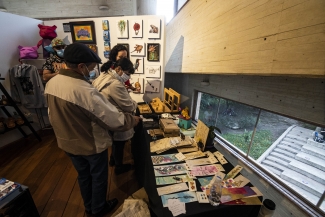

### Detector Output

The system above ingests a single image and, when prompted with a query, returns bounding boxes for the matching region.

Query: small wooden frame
[137,103,152,114]
[150,97,170,113]
[163,88,180,113]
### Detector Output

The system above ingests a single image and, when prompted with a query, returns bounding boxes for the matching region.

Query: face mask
[89,70,96,79]
[81,64,90,81]
[56,49,64,57]
[121,73,130,83]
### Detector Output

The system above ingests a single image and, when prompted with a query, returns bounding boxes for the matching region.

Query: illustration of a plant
[118,20,126,36]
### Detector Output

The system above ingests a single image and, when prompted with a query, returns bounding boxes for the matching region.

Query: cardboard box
[159,119,180,135]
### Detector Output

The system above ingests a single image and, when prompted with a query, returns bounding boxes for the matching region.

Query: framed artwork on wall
[147,43,160,61]
[130,57,144,74]
[70,21,96,44]
[117,20,129,39]
[86,44,98,54]
[130,43,145,56]
[145,79,161,93]
[117,43,130,59]
[148,19,161,39]
[103,30,110,41]
[102,20,109,30]
[145,65,161,78]
[130,77,144,94]
[63,23,70,32]
[130,19,143,38]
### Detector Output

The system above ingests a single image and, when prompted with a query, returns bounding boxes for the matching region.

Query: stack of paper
[167,199,186,216]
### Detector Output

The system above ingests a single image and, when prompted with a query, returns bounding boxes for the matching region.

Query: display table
[132,119,262,217]
[0,185,39,217]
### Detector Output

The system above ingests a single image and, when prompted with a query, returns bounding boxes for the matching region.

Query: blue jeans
[66,149,108,214]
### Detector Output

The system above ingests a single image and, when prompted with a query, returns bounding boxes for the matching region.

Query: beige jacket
[92,70,137,141]
[45,69,135,155]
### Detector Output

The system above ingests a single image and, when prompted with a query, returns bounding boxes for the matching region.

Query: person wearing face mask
[45,43,141,217]
[93,58,137,175]
[102,44,136,91]
[42,38,67,81]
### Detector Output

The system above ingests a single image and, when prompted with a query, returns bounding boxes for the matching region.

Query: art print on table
[147,43,160,61]
[117,43,130,59]
[154,163,187,176]
[129,77,144,94]
[151,154,180,165]
[130,43,145,56]
[102,20,109,30]
[145,65,160,78]
[156,175,193,185]
[161,191,197,207]
[130,19,143,38]
[130,57,144,74]
[117,20,129,39]
[186,158,211,167]
[188,165,218,176]
[103,30,110,41]
[148,18,161,39]
[145,79,160,93]
[198,176,214,187]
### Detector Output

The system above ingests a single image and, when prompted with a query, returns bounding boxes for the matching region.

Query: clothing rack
[0,78,41,141]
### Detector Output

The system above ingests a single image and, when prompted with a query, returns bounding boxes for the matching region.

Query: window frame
[192,89,325,216]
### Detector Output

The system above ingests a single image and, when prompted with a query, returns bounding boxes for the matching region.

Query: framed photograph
[63,23,70,33]
[117,20,129,39]
[70,21,96,44]
[130,77,144,94]
[117,43,130,59]
[86,44,97,54]
[145,79,161,93]
[147,43,160,61]
[104,51,110,59]
[148,19,161,39]
[145,65,161,78]
[130,42,145,56]
[130,57,144,74]
[103,30,110,43]
[102,20,109,30]
[130,19,143,38]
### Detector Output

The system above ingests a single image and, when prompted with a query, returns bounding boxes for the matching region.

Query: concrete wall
[0,12,43,148]
[165,0,325,77]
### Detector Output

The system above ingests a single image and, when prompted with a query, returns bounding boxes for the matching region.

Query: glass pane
[156,0,175,23]
[195,92,220,127]
[215,99,260,154]
[178,0,188,10]
[254,110,325,211]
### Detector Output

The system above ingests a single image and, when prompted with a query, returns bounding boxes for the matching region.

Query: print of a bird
[134,59,141,71]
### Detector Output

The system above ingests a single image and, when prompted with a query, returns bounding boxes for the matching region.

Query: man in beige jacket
[45,43,140,217]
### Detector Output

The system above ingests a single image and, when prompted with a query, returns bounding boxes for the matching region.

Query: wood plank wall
[165,0,325,77]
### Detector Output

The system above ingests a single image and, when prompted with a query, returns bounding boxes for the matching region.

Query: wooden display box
[159,118,180,137]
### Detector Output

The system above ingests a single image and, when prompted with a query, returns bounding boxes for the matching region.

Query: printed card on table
[224,165,243,180]
[188,181,197,191]
[233,175,250,187]
[151,154,181,165]
[161,191,197,207]
[156,175,193,185]
[186,158,211,167]
[188,165,219,176]
[157,183,188,196]
[184,151,206,160]
[154,164,188,176]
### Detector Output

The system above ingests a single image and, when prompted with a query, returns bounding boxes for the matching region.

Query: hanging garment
[9,64,47,108]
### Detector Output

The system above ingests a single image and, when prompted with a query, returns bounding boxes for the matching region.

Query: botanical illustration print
[154,164,187,176]
[161,191,197,207]
[117,20,128,38]
[151,154,180,165]
[131,20,142,38]
[155,175,193,185]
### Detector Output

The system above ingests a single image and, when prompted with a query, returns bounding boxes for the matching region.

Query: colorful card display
[161,191,197,207]
[188,165,219,176]
[154,164,188,176]
[157,183,188,196]
[155,175,193,185]
[151,154,180,165]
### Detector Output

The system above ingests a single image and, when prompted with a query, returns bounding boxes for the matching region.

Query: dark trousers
[66,149,108,214]
[111,140,126,166]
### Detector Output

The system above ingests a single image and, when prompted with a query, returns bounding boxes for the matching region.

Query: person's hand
[133,116,142,126]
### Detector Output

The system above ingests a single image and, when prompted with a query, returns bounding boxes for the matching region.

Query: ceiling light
[99,5,109,10]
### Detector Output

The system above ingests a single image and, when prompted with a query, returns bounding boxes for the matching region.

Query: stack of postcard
[0,178,21,201]
[150,136,193,153]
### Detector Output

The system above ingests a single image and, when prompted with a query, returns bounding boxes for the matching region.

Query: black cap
[263,199,276,210]
[64,43,102,64]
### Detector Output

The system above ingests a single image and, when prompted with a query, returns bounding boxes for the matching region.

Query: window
[194,91,325,214]
[156,0,189,23]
